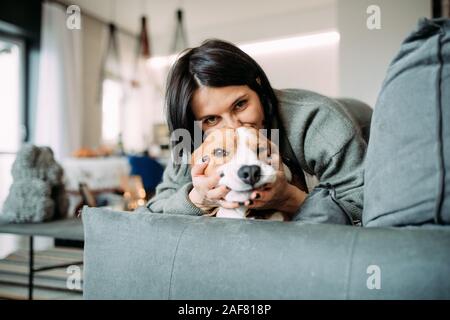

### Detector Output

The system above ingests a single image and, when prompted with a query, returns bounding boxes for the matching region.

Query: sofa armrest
[82,207,450,299]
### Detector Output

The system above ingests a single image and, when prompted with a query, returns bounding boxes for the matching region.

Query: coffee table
[0,218,84,300]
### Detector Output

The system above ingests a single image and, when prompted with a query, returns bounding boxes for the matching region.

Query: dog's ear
[191,145,206,166]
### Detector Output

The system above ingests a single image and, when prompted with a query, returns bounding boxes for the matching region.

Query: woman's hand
[188,157,240,211]
[245,154,307,217]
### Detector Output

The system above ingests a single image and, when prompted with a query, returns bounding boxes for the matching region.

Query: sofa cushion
[363,18,450,227]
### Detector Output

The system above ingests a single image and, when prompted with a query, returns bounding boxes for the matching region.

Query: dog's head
[191,127,278,192]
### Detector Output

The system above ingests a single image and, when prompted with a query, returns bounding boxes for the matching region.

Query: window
[100,25,123,147]
[101,77,123,145]
[0,36,25,207]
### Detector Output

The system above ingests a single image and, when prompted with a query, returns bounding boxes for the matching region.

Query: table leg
[28,236,34,300]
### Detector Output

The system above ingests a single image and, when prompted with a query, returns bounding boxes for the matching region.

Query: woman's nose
[222,115,242,129]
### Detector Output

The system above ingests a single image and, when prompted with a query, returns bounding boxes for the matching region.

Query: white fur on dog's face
[218,127,276,191]
[192,127,277,192]
[192,127,293,220]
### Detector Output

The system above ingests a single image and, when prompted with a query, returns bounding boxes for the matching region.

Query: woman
[146,39,370,225]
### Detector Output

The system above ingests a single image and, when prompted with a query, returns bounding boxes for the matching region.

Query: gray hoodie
[145,88,371,225]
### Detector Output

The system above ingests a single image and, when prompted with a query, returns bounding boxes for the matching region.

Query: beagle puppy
[191,127,292,221]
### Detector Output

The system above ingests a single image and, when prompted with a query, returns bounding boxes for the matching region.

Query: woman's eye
[204,116,218,126]
[213,148,228,157]
[234,100,247,110]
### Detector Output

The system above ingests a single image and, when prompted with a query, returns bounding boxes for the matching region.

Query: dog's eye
[213,148,228,157]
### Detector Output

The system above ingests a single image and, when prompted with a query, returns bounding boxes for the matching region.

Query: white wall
[248,38,339,96]
[337,0,431,107]
[153,3,340,97]
[196,4,339,96]
[65,0,336,54]
[166,4,337,49]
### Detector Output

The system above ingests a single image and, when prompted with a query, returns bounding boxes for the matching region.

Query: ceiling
[62,0,334,37]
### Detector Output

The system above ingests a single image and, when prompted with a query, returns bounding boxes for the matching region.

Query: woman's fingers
[207,174,222,189]
[218,200,241,209]
[250,188,272,201]
[250,190,262,201]
[193,173,221,190]
[191,160,209,177]
[206,184,230,200]
[245,199,265,209]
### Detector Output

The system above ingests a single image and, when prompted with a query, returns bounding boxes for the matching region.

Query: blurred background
[0,0,446,298]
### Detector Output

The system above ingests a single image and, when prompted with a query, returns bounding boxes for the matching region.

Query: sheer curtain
[35,1,83,161]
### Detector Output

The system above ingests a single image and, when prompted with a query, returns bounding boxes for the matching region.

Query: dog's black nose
[238,165,261,185]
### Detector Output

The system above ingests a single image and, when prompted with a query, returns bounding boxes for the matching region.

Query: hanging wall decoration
[131,16,151,88]
[121,10,165,153]
[100,23,123,85]
[171,8,188,53]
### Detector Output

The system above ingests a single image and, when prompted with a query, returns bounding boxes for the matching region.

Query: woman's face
[191,85,265,133]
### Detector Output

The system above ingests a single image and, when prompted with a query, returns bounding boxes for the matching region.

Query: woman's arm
[293,104,367,225]
[145,162,205,216]
[245,153,308,216]
[272,89,368,225]
[294,131,366,225]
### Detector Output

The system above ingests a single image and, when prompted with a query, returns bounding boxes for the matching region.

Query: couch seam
[167,224,189,299]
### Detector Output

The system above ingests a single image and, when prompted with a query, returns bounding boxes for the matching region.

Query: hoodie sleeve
[293,132,366,225]
[145,162,205,216]
[288,95,367,225]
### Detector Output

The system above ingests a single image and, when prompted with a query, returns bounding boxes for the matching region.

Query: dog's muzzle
[238,165,261,186]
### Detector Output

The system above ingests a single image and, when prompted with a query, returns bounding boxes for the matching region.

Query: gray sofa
[82,207,450,299]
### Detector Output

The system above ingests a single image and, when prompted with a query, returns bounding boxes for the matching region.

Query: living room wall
[337,0,432,107]
[162,2,339,96]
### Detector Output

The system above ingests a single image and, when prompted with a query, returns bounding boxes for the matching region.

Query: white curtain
[35,2,83,161]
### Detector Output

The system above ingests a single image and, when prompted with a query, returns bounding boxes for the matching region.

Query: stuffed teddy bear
[1,144,69,223]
